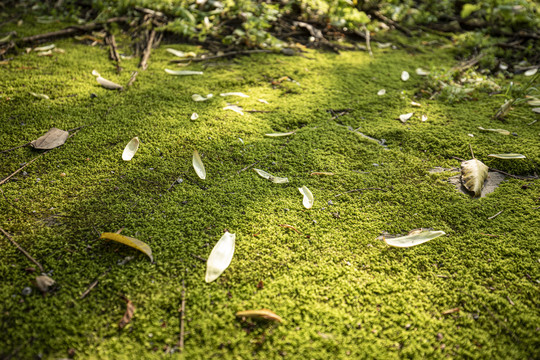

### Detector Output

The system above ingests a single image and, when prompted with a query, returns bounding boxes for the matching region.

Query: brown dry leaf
[100,232,153,262]
[236,309,283,323]
[31,128,69,150]
[449,171,505,198]
[441,308,460,315]
[118,298,135,329]
[461,159,488,197]
[35,274,55,293]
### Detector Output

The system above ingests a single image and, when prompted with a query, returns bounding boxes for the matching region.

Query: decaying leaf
[415,68,429,76]
[206,232,235,283]
[164,69,203,75]
[35,274,55,292]
[532,108,540,114]
[527,99,540,106]
[377,89,386,96]
[383,229,445,248]
[265,131,296,137]
[299,186,314,209]
[421,114,428,122]
[401,71,409,81]
[30,92,50,100]
[524,68,538,76]
[258,99,269,104]
[191,113,199,120]
[99,232,153,262]
[236,309,283,323]
[31,127,69,150]
[118,298,135,329]
[94,72,123,90]
[122,137,139,161]
[461,158,489,197]
[449,171,504,198]
[192,94,213,102]
[399,113,414,123]
[487,153,526,159]
[478,126,510,135]
[220,92,249,98]
[193,150,206,179]
[223,104,244,115]
[34,44,55,52]
[253,168,289,183]
[166,48,187,57]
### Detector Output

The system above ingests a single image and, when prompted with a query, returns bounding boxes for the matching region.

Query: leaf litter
[31,127,69,150]
[299,186,314,209]
[383,229,445,248]
[164,69,203,75]
[118,296,135,329]
[99,232,153,262]
[206,232,235,283]
[192,94,213,102]
[223,104,244,115]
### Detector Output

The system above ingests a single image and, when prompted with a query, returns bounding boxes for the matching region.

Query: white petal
[253,168,289,183]
[165,69,203,75]
[205,232,235,283]
[91,69,100,77]
[264,131,296,137]
[299,186,314,209]
[421,114,428,122]
[524,68,537,76]
[122,137,139,161]
[220,92,249,98]
[223,105,244,115]
[193,150,206,179]
[415,68,429,76]
[377,89,386,96]
[399,113,414,123]
[97,76,123,90]
[487,153,526,159]
[499,63,508,70]
[478,126,510,135]
[532,108,540,114]
[527,99,540,106]
[258,99,269,104]
[30,92,50,100]
[192,94,213,102]
[191,113,199,120]
[411,101,421,107]
[401,71,409,81]
[166,48,186,57]
[34,44,55,52]
[384,229,445,248]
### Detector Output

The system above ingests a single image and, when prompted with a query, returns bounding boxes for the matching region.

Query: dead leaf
[441,308,459,315]
[30,92,50,100]
[236,309,282,323]
[383,229,445,248]
[223,104,244,115]
[399,113,414,123]
[265,131,296,137]
[96,76,123,90]
[461,158,489,197]
[166,48,187,57]
[118,297,135,329]
[411,101,421,107]
[36,50,53,57]
[416,68,429,76]
[193,150,206,180]
[192,94,213,102]
[34,44,55,52]
[35,274,55,292]
[449,171,505,198]
[31,127,69,150]
[299,186,314,209]
[253,168,289,183]
[487,153,526,159]
[99,232,153,262]
[310,172,334,176]
[164,69,203,75]
[478,126,510,135]
[206,232,235,283]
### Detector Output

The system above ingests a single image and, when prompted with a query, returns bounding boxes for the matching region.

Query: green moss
[0,29,539,360]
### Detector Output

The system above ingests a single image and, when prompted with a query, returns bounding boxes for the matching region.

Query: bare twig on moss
[0,142,31,154]
[178,280,186,351]
[0,150,51,186]
[365,28,373,57]
[106,33,122,72]
[139,29,156,70]
[371,11,412,37]
[0,227,44,272]
[487,210,504,220]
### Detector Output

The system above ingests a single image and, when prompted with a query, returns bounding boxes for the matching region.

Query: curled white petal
[122,137,139,161]
[401,71,409,81]
[223,104,244,115]
[193,150,206,179]
[220,92,249,98]
[377,89,386,96]
[299,186,314,209]
[205,232,235,283]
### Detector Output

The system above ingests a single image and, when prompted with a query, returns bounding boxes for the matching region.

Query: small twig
[371,11,412,37]
[334,188,386,197]
[441,307,460,315]
[279,224,302,234]
[139,29,156,70]
[0,150,50,186]
[0,188,35,216]
[191,254,207,262]
[0,227,44,272]
[245,110,273,113]
[488,210,504,220]
[469,143,475,159]
[80,278,101,299]
[106,33,121,73]
[0,142,31,154]
[178,280,186,350]
[171,49,274,63]
[365,28,373,57]
[527,119,537,126]
[127,71,138,87]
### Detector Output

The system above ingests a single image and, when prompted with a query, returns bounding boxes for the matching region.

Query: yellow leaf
[461,159,488,197]
[100,232,153,262]
[236,309,283,323]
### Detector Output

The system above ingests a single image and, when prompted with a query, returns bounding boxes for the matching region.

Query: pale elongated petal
[487,153,526,159]
[166,48,186,57]
[399,113,414,123]
[34,44,55,52]
[415,68,429,76]
[30,92,50,100]
[258,99,269,104]
[30,127,69,149]
[236,309,283,323]
[401,71,409,81]
[122,137,139,161]
[478,126,510,135]
[253,168,289,183]
[100,232,153,262]
[91,69,100,77]
[299,186,314,209]
[193,150,206,179]
[377,89,386,96]
[461,158,488,197]
[223,104,244,115]
[264,131,296,137]
[220,92,249,98]
[164,69,203,75]
[527,99,540,106]
[192,94,213,101]
[384,229,445,247]
[97,76,123,90]
[206,232,235,283]
[524,68,537,76]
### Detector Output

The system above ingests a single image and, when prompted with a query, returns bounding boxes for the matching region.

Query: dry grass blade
[99,232,153,262]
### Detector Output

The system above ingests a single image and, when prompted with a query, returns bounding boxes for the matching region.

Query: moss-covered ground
[1,22,539,360]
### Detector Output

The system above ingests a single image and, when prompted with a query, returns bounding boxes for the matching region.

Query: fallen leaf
[478,126,510,135]
[192,94,213,102]
[494,100,512,119]
[299,186,314,209]
[415,68,429,76]
[383,229,445,248]
[99,232,153,262]
[421,114,428,122]
[258,99,269,104]
[253,168,289,183]
[377,89,386,96]
[206,232,235,283]
[499,63,508,70]
[449,171,505,198]
[223,104,244,115]
[401,71,409,81]
[96,76,123,90]
[166,48,187,57]
[164,69,203,75]
[236,309,282,323]
[528,99,540,106]
[461,158,489,197]
[264,131,296,137]
[53,48,65,54]
[191,113,199,120]
[487,153,526,159]
[399,113,414,123]
[532,108,540,114]
[118,298,135,329]
[122,137,139,161]
[377,42,392,48]
[35,274,55,292]
[524,68,537,76]
[411,101,421,107]
[220,92,249,98]
[31,127,69,149]
[193,150,206,179]
[30,92,50,100]
[34,44,55,52]
[310,172,334,176]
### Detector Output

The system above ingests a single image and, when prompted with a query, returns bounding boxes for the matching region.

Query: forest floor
[1,21,539,360]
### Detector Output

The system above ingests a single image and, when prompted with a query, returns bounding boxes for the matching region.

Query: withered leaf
[100,232,153,262]
[118,298,135,329]
[461,159,489,197]
[31,127,69,150]
[236,309,283,323]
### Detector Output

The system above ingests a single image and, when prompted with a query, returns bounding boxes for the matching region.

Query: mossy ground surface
[1,22,539,360]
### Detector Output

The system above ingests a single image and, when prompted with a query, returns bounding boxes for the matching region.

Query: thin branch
[0,150,50,186]
[365,28,373,57]
[139,29,156,70]
[190,253,207,262]
[488,210,504,220]
[0,142,31,154]
[0,227,44,272]
[170,49,274,63]
[371,11,412,37]
[127,71,138,87]
[178,280,186,351]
